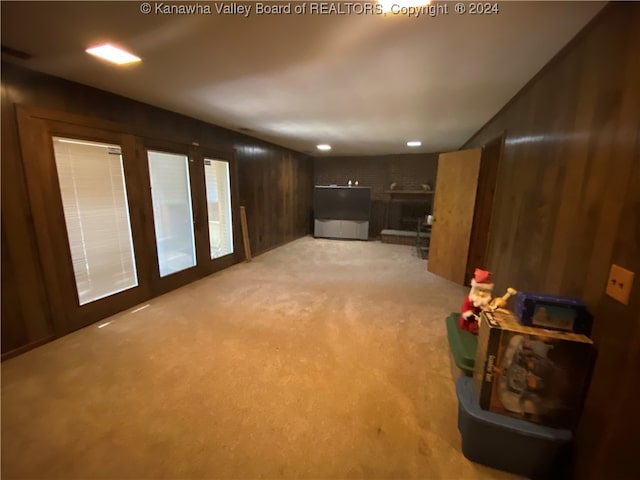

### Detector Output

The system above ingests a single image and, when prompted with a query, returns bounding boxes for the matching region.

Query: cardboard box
[473,309,595,429]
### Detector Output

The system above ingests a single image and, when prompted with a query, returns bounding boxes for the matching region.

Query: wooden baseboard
[253,234,311,257]
[1,335,56,362]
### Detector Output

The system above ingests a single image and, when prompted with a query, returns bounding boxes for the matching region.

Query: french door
[17,117,152,333]
[140,142,238,294]
[147,149,198,277]
[17,107,239,335]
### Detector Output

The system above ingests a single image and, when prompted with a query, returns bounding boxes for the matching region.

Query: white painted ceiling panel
[1,1,605,155]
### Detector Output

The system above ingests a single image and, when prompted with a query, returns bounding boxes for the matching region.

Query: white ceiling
[1,1,605,155]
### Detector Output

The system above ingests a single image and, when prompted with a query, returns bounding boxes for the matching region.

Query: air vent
[1,45,32,60]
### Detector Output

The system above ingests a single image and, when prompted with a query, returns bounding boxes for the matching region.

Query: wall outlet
[605,264,635,305]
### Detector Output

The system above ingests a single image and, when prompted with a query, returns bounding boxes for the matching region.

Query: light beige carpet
[1,237,517,479]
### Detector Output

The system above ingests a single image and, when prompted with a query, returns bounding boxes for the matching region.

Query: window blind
[52,137,138,305]
[147,150,196,276]
[204,159,233,258]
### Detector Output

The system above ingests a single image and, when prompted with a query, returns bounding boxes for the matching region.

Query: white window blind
[147,150,196,276]
[204,159,233,258]
[52,137,138,305]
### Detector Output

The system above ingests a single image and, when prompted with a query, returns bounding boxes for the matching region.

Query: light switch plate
[605,264,635,305]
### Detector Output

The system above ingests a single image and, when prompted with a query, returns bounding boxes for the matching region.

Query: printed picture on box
[489,333,589,428]
[531,304,576,331]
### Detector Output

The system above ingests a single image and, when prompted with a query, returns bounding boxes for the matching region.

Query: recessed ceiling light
[85,43,141,65]
[407,141,422,147]
[317,144,332,151]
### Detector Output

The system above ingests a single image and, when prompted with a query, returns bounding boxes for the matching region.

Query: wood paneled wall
[462,3,640,478]
[237,145,312,255]
[314,154,438,235]
[1,63,313,356]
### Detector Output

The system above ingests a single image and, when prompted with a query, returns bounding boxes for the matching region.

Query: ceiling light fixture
[317,144,332,151]
[85,43,141,65]
[379,0,431,13]
[407,141,422,147]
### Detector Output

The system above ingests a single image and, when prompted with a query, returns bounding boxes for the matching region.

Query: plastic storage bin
[445,312,477,376]
[456,376,572,479]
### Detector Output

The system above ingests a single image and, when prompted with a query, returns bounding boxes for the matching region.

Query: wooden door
[428,148,482,284]
[16,114,152,334]
[195,148,242,272]
[136,142,239,296]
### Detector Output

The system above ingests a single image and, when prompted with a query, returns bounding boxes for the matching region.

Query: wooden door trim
[16,111,69,334]
[17,104,237,157]
[481,133,505,265]
[465,133,505,282]
[17,105,131,136]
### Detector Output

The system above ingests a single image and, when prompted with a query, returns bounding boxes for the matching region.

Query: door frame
[464,134,505,283]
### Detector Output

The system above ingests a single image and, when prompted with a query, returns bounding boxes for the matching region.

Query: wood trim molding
[15,109,71,334]
[1,335,57,362]
[16,104,237,155]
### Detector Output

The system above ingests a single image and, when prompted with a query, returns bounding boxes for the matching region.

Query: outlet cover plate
[606,264,635,305]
